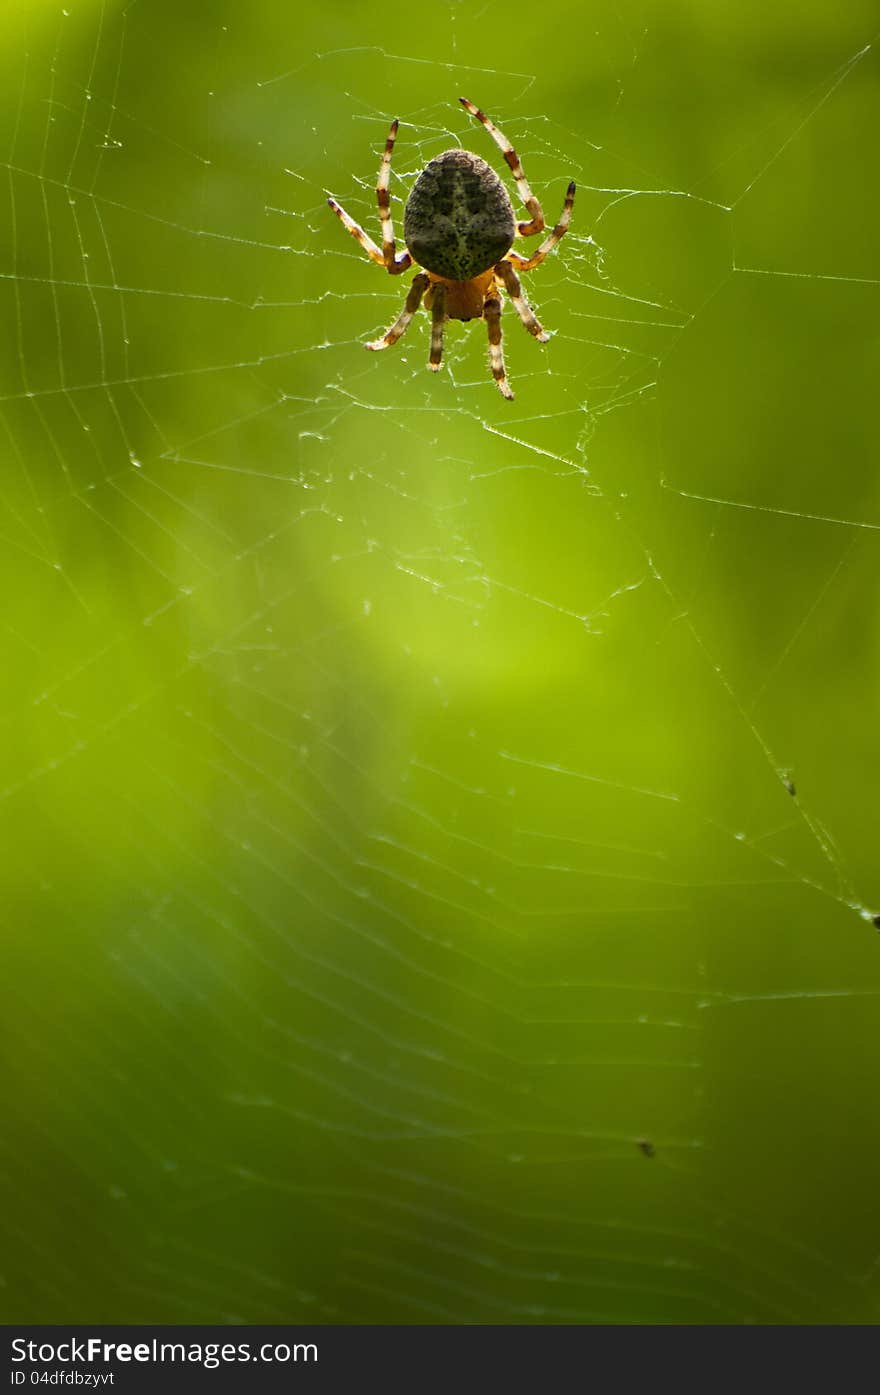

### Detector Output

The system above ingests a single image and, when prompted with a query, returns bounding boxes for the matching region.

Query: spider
[328,97,575,399]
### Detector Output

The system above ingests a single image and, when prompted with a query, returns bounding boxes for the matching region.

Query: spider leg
[483,295,514,399]
[460,96,544,237]
[376,119,413,275]
[366,271,430,350]
[506,182,576,272]
[494,260,550,342]
[327,197,385,267]
[428,282,447,371]
[328,118,413,275]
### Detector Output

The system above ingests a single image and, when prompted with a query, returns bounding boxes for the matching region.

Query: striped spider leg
[327,118,413,276]
[328,118,436,356]
[460,96,576,248]
[483,294,513,399]
[459,97,545,235]
[494,260,550,343]
[506,179,576,271]
[480,262,547,401]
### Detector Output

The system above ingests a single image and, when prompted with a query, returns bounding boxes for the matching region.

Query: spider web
[2,0,880,1324]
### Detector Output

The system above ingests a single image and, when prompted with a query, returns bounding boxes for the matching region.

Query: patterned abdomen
[403,149,515,281]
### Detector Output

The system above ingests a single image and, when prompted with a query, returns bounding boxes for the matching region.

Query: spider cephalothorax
[328,98,575,399]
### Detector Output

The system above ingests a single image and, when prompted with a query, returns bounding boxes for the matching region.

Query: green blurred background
[2,0,879,1324]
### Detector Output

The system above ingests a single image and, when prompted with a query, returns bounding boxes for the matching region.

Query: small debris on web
[637,1138,656,1158]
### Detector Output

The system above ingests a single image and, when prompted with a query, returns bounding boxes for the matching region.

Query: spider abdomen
[403,149,515,281]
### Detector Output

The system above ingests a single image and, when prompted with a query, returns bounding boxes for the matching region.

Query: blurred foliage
[1,0,879,1323]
